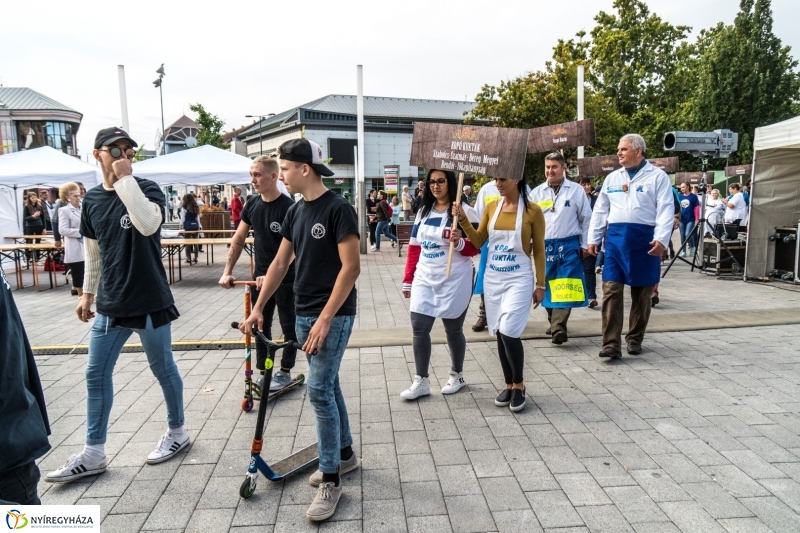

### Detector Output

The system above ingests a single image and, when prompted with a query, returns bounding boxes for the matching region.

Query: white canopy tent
[744,115,800,280]
[132,145,255,185]
[0,146,103,242]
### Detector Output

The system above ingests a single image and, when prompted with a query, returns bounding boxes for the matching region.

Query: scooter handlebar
[231,322,304,351]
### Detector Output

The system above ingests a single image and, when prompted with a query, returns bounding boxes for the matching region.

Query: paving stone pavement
[6,241,800,532]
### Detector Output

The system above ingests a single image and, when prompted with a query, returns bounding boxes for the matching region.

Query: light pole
[245,113,275,157]
[153,64,166,155]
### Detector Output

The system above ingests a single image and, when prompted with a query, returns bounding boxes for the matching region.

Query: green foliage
[690,0,800,163]
[189,103,230,150]
[469,0,799,177]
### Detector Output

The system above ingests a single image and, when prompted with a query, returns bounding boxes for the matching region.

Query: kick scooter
[231,321,319,498]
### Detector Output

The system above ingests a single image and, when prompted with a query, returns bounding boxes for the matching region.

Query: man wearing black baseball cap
[45,127,188,483]
[241,138,360,521]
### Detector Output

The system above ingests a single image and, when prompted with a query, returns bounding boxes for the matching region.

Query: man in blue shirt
[678,182,700,257]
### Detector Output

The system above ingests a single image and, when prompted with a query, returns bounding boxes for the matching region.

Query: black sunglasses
[99,146,135,158]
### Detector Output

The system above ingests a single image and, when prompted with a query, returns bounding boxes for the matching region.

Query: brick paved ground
[6,243,800,532]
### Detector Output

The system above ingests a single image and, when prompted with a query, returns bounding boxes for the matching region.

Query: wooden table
[5,234,55,244]
[161,237,254,284]
[0,244,25,289]
[0,243,61,291]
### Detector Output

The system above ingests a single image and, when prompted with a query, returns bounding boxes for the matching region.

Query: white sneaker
[441,372,466,394]
[147,430,191,464]
[400,375,431,400]
[44,453,107,483]
[370,245,379,252]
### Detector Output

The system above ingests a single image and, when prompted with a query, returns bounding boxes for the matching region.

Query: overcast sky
[2,0,798,159]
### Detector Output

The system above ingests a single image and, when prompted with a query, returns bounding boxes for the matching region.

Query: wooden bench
[395,223,414,257]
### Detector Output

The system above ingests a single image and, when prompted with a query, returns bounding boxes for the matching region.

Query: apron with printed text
[410,212,473,319]
[543,234,588,309]
[483,197,534,337]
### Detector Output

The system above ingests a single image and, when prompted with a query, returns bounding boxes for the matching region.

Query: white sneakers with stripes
[146,430,191,465]
[44,453,108,483]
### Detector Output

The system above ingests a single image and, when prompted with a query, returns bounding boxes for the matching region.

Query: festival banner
[725,164,752,178]
[675,171,715,185]
[383,165,399,194]
[410,123,529,179]
[648,157,680,173]
[576,155,621,177]
[527,119,596,153]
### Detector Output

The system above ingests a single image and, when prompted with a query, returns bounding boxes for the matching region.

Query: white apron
[410,210,473,319]
[483,196,534,337]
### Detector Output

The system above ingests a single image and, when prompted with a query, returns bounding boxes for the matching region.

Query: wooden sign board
[675,171,715,185]
[410,123,528,179]
[725,164,752,178]
[527,119,596,153]
[577,155,621,177]
[648,157,680,173]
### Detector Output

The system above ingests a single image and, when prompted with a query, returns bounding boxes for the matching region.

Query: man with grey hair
[530,152,592,345]
[587,134,673,358]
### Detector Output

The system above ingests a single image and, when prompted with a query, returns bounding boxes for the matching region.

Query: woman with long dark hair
[400,169,480,399]
[179,194,201,264]
[23,192,46,262]
[454,177,545,412]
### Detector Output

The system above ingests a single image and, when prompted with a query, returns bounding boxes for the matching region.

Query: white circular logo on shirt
[120,214,132,229]
[680,199,690,209]
[270,222,281,233]
[311,223,326,239]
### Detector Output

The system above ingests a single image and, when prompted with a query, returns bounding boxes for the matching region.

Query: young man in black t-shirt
[45,127,188,484]
[240,138,360,522]
[219,156,298,392]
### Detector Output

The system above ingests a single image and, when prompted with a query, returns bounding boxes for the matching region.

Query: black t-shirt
[0,268,50,473]
[281,190,358,317]
[81,177,175,318]
[241,193,296,282]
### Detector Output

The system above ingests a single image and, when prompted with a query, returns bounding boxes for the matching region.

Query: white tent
[744,115,800,280]
[132,145,254,185]
[0,146,103,242]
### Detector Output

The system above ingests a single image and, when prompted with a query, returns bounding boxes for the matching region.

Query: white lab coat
[588,162,674,247]
[529,179,592,248]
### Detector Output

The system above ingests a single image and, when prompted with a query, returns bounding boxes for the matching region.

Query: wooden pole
[446,172,465,278]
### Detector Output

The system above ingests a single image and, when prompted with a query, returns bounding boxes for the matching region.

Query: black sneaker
[494,388,513,407]
[510,387,526,412]
[552,331,568,345]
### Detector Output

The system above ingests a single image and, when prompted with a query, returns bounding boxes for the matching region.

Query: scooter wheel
[296,374,305,385]
[241,398,254,412]
[239,477,256,498]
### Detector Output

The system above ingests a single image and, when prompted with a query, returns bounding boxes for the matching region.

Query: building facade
[234,95,479,200]
[0,87,83,156]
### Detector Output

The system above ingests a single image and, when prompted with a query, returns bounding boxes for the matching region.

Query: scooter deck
[268,442,319,479]
[256,376,306,402]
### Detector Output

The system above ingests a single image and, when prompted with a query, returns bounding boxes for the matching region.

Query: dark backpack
[183,208,200,231]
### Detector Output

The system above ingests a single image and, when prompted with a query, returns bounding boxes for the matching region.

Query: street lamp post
[153,64,166,156]
[245,113,275,157]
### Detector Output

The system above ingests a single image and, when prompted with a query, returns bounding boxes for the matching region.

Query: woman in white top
[724,183,748,227]
[57,182,85,296]
[400,170,480,400]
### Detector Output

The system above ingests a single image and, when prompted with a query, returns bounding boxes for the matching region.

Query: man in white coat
[529,152,592,345]
[588,134,673,358]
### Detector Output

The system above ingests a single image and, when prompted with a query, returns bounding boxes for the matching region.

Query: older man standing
[588,134,673,358]
[530,153,592,345]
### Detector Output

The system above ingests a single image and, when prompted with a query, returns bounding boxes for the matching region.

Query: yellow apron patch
[548,278,585,302]
[536,199,554,210]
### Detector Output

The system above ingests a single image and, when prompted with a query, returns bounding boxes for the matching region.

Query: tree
[690,0,800,163]
[189,103,230,150]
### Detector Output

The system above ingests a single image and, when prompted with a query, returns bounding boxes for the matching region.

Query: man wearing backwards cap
[45,128,188,484]
[241,138,360,522]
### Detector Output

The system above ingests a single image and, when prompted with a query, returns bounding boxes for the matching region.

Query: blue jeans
[296,315,354,474]
[679,221,696,250]
[375,220,397,249]
[86,314,184,445]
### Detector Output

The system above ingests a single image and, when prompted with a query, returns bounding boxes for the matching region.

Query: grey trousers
[410,309,468,377]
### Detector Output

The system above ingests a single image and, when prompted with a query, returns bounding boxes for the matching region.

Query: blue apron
[603,223,661,287]
[473,241,489,295]
[543,235,588,309]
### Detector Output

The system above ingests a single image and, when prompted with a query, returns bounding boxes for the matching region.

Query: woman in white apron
[400,170,480,400]
[454,177,546,412]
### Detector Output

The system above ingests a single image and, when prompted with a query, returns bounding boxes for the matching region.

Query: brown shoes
[472,316,487,332]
